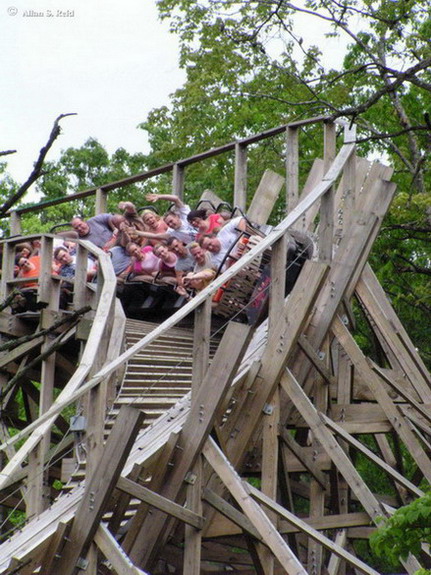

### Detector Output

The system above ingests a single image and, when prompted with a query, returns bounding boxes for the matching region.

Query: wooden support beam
[122,432,180,552]
[260,387,280,575]
[49,406,144,575]
[117,476,204,529]
[205,509,374,538]
[94,524,148,575]
[332,315,431,483]
[319,121,337,262]
[192,298,212,394]
[320,413,423,498]
[286,126,299,212]
[38,522,69,574]
[371,362,431,425]
[203,437,308,575]
[220,261,328,467]
[248,485,380,575]
[281,369,387,522]
[247,169,284,225]
[202,487,263,541]
[298,334,337,387]
[279,428,327,489]
[172,163,185,200]
[95,187,108,214]
[356,264,431,401]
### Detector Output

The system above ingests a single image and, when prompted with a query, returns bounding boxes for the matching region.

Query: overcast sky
[1,0,347,194]
[1,0,185,185]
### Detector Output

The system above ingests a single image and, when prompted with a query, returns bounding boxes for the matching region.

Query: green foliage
[370,491,431,566]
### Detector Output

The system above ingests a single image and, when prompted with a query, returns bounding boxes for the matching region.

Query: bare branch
[0,113,77,216]
[0,150,17,158]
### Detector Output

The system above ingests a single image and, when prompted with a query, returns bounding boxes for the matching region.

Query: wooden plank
[325,528,346,575]
[172,163,185,200]
[247,169,284,225]
[260,387,280,575]
[319,122,337,262]
[203,437,308,575]
[116,476,204,529]
[248,485,380,575]
[298,334,337,387]
[95,187,108,214]
[205,509,374,538]
[94,524,147,575]
[51,406,145,575]
[268,235,287,331]
[293,158,324,232]
[371,363,431,425]
[122,432,180,552]
[0,337,43,370]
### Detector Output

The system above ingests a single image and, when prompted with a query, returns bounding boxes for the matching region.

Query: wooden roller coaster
[0,117,430,574]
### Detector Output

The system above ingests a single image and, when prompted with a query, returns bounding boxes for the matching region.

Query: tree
[370,491,431,570]
[143,0,431,363]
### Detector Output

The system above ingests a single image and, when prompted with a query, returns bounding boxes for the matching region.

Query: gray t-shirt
[84,213,113,249]
[175,252,195,273]
[109,246,131,275]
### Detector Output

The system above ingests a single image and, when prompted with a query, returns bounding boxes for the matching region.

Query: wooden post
[172,163,185,200]
[307,339,329,575]
[48,406,144,575]
[73,243,91,311]
[192,299,212,395]
[183,458,203,575]
[0,241,15,301]
[9,211,22,236]
[259,387,280,575]
[234,142,247,210]
[28,235,59,518]
[95,188,108,215]
[268,234,287,331]
[319,122,336,263]
[286,126,299,213]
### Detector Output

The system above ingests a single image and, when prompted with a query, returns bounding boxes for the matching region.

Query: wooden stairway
[63,317,222,491]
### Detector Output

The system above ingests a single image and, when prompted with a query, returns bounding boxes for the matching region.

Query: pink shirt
[132,246,160,275]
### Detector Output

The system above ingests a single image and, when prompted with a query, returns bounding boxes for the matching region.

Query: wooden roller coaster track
[0,117,430,574]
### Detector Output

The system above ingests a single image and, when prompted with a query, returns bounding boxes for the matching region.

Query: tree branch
[0,113,77,216]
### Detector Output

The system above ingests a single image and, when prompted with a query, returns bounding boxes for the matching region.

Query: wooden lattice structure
[0,118,430,574]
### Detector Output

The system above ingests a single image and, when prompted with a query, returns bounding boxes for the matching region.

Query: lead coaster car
[119,226,313,325]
